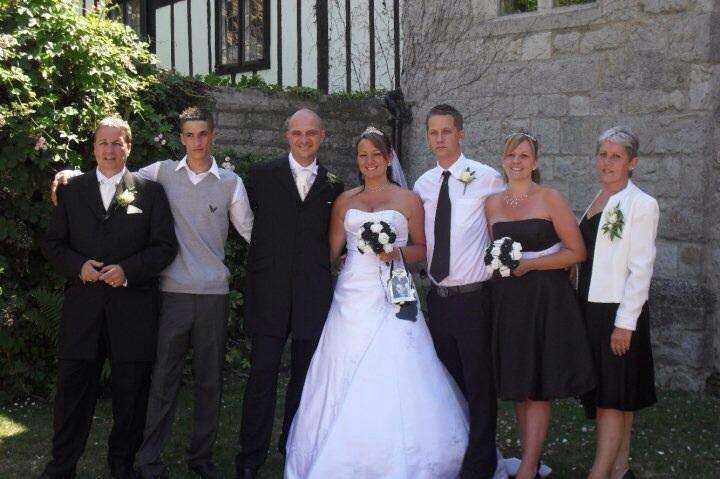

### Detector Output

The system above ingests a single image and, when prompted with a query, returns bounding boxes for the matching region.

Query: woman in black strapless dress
[485,131,595,479]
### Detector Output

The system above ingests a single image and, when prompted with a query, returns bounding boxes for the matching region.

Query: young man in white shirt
[413,104,505,479]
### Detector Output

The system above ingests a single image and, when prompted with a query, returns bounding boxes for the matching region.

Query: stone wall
[401,0,720,391]
[211,87,391,185]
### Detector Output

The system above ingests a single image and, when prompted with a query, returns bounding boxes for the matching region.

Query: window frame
[110,0,150,36]
[214,0,271,74]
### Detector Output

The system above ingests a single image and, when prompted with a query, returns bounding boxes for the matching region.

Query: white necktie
[100,181,115,210]
[296,169,311,201]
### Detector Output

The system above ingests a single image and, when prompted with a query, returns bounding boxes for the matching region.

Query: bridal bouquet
[484,237,523,278]
[356,221,397,255]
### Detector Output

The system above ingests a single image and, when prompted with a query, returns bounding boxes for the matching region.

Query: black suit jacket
[244,156,344,339]
[42,170,177,361]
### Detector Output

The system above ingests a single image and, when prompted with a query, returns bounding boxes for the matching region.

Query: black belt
[431,281,485,298]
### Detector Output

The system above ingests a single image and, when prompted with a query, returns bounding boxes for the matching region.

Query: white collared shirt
[413,154,505,286]
[288,152,318,199]
[96,167,127,210]
[137,156,253,242]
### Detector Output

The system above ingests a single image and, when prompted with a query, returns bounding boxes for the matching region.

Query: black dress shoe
[136,464,170,479]
[188,462,219,479]
[237,467,258,479]
[109,463,136,479]
[621,470,636,479]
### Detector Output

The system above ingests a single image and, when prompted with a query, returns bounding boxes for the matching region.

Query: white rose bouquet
[356,221,397,255]
[484,237,523,278]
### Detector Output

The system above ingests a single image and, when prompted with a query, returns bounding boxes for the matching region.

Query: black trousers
[427,285,498,479]
[42,329,152,478]
[235,333,319,472]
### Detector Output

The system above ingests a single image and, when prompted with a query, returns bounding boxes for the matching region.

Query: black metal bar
[187,0,194,76]
[393,0,400,89]
[345,0,351,93]
[170,0,176,70]
[122,0,128,24]
[368,0,375,90]
[277,0,283,86]
[231,72,237,85]
[296,0,302,86]
[262,0,271,69]
[145,0,156,52]
[316,0,328,93]
[206,0,212,72]
[239,0,245,66]
[213,0,220,71]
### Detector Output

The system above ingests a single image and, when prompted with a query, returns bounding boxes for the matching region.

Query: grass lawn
[1,376,718,478]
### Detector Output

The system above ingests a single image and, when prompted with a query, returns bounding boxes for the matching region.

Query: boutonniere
[458,167,476,194]
[601,204,625,241]
[326,172,341,184]
[116,186,137,207]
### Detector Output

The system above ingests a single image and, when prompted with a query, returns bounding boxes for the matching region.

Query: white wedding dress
[284,209,508,479]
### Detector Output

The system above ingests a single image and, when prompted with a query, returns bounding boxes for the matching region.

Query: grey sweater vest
[156,160,237,294]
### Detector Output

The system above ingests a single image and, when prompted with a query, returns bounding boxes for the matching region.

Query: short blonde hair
[95,116,132,144]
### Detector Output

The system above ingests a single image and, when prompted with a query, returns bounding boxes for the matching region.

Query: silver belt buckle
[436,285,449,298]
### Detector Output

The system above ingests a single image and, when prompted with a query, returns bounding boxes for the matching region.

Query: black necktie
[430,171,451,283]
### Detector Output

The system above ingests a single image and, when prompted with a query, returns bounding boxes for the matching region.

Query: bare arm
[328,191,350,264]
[484,193,500,240]
[514,189,586,276]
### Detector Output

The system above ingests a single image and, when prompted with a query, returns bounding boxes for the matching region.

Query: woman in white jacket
[579,127,659,479]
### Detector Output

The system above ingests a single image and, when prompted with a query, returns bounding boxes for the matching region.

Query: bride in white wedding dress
[284,129,508,479]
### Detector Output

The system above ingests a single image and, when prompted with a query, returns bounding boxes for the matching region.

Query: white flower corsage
[601,204,625,241]
[458,167,476,194]
[326,172,341,184]
[116,186,137,207]
[221,156,235,171]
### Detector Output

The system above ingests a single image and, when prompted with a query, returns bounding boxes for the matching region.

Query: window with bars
[216,0,270,73]
[108,0,146,34]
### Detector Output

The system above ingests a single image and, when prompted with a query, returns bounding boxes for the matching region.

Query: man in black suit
[235,109,344,479]
[40,117,177,479]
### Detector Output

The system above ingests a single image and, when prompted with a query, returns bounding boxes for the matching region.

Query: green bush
[0,0,259,401]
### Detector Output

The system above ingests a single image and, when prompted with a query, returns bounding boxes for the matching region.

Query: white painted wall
[77,0,399,92]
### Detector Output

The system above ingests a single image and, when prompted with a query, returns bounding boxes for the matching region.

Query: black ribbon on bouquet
[388,249,419,322]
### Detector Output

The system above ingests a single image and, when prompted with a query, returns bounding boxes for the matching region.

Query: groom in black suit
[40,117,177,479]
[235,109,344,479]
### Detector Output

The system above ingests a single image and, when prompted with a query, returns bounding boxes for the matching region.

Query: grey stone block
[654,239,679,277]
[641,0,690,14]
[537,94,569,117]
[529,56,598,94]
[589,91,623,116]
[559,117,609,155]
[522,32,553,61]
[688,64,720,110]
[568,96,590,116]
[513,96,540,118]
[579,24,627,53]
[531,117,561,154]
[553,31,581,54]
